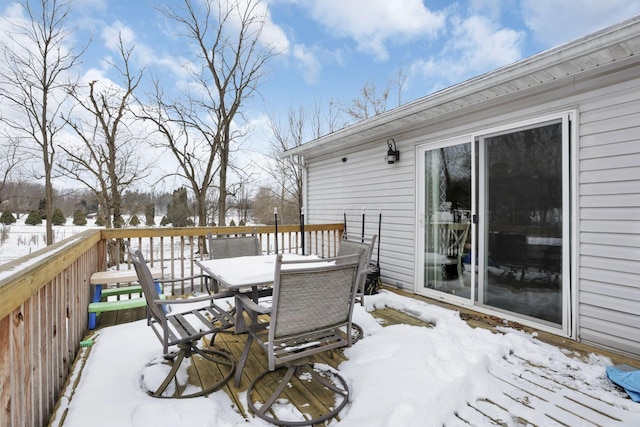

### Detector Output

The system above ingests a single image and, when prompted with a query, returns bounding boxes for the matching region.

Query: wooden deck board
[87,291,640,426]
[198,327,351,424]
[370,306,433,328]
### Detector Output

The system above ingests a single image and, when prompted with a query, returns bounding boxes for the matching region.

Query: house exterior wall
[576,72,640,356]
[303,58,640,357]
[305,139,417,288]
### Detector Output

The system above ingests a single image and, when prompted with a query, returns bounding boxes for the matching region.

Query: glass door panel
[423,143,472,297]
[479,121,564,325]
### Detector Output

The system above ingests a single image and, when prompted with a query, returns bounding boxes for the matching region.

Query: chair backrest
[446,223,470,257]
[126,243,165,324]
[267,254,361,367]
[208,234,260,260]
[337,235,378,293]
[337,235,377,265]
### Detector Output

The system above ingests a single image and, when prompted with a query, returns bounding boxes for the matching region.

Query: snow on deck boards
[202,309,639,426]
[95,303,640,426]
[201,329,349,422]
[486,363,634,426]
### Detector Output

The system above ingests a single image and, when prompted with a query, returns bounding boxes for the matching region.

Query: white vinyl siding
[577,77,640,356]
[300,45,640,357]
[305,141,417,289]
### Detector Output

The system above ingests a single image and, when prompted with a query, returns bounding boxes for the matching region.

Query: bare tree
[0,136,24,206]
[0,0,84,244]
[158,0,280,225]
[232,183,252,224]
[266,102,342,217]
[60,35,147,228]
[268,106,306,213]
[140,80,221,228]
[342,68,408,122]
[343,80,389,122]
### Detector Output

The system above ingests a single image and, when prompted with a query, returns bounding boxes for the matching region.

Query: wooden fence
[0,223,343,426]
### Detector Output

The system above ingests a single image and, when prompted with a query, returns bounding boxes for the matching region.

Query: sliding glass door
[478,119,569,326]
[418,138,472,298]
[418,113,571,329]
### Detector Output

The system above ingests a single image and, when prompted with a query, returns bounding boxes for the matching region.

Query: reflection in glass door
[478,120,566,326]
[422,142,472,297]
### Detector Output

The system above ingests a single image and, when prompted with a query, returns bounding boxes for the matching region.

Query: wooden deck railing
[0,223,343,426]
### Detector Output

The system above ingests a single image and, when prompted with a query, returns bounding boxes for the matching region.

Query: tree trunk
[113,190,123,228]
[197,190,207,227]
[43,132,54,245]
[197,189,208,255]
[218,143,229,226]
[45,173,54,245]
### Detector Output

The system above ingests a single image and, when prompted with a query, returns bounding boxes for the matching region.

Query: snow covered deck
[55,288,640,426]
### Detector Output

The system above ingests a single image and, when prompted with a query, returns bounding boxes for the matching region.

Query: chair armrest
[150,291,233,306]
[236,294,271,315]
[157,274,207,284]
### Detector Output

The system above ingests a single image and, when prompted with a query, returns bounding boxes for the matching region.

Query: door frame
[415,110,577,337]
[415,135,474,307]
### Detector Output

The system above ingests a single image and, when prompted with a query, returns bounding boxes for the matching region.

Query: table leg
[234,294,247,333]
[233,286,260,334]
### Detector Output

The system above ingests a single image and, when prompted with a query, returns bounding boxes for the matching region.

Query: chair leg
[152,347,187,397]
[147,342,235,398]
[351,323,364,343]
[457,257,465,287]
[339,323,363,346]
[253,365,298,416]
[246,362,350,427]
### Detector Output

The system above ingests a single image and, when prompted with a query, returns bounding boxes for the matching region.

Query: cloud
[100,21,136,52]
[70,0,108,13]
[292,44,321,84]
[98,21,190,81]
[521,0,640,47]
[255,2,291,54]
[410,14,524,92]
[293,0,446,61]
[448,15,524,71]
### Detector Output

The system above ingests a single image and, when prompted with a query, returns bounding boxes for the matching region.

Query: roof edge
[284,14,640,158]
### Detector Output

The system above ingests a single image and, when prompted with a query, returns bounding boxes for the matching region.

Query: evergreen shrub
[0,210,16,225]
[25,210,42,225]
[51,208,66,225]
[73,210,87,226]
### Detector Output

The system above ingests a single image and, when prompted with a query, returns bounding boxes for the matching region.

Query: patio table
[196,253,324,331]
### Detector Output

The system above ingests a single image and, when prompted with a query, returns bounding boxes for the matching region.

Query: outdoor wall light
[386,138,400,164]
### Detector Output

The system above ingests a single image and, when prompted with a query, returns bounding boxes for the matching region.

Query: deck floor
[90,290,640,426]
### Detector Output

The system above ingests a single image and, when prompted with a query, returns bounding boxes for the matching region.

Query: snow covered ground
[0,216,101,265]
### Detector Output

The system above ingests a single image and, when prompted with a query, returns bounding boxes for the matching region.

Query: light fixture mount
[386,138,399,164]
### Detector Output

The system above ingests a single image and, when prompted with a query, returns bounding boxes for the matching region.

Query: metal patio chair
[234,253,362,426]
[439,222,470,287]
[336,236,377,343]
[206,233,261,294]
[337,234,378,305]
[127,243,235,398]
[425,222,470,289]
[208,233,260,258]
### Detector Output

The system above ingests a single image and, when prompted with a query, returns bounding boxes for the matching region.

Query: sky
[51,288,640,426]
[2,0,640,191]
[64,0,640,112]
